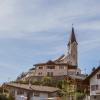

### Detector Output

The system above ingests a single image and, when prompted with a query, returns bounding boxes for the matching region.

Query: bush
[76,92,85,100]
[42,76,52,86]
[0,93,14,100]
[0,94,8,100]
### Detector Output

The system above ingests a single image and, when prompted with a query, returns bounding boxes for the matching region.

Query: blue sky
[0,0,100,83]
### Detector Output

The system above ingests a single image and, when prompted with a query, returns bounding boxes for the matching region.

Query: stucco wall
[35,65,68,76]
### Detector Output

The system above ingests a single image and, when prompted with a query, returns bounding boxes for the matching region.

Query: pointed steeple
[67,26,78,66]
[68,26,77,46]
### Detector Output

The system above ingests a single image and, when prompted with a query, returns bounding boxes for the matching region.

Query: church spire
[68,26,77,46]
[67,26,78,66]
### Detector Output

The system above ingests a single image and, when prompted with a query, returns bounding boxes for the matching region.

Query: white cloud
[0,0,100,38]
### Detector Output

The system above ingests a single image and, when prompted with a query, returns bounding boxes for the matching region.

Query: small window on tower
[77,72,79,75]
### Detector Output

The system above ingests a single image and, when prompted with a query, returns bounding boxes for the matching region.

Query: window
[94,96,97,99]
[59,66,64,69]
[17,90,24,95]
[34,92,40,97]
[39,67,43,69]
[47,72,53,76]
[38,72,42,75]
[51,72,53,76]
[97,74,100,79]
[91,85,98,91]
[77,72,79,75]
[46,66,55,69]
[11,89,15,96]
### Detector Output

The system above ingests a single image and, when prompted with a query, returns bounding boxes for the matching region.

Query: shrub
[0,93,8,100]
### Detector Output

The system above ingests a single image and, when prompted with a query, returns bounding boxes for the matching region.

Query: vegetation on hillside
[15,76,86,99]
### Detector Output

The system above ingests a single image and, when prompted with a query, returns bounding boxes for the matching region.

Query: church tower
[68,27,78,66]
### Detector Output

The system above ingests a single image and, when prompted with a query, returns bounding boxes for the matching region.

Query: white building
[4,83,59,100]
[86,66,100,100]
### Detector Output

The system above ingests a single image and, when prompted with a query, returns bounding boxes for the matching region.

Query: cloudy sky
[0,0,100,83]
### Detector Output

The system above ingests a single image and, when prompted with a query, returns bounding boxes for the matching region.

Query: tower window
[77,72,79,75]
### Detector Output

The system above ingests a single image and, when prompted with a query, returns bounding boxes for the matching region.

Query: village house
[84,66,100,100]
[3,83,59,100]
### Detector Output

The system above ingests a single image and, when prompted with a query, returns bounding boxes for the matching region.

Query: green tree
[57,80,74,100]
[42,76,52,86]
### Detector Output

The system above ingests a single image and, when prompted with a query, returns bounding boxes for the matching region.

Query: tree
[16,72,26,81]
[57,79,76,100]
[42,76,52,86]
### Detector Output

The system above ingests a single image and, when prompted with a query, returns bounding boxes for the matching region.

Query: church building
[16,27,87,95]
[34,27,81,77]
